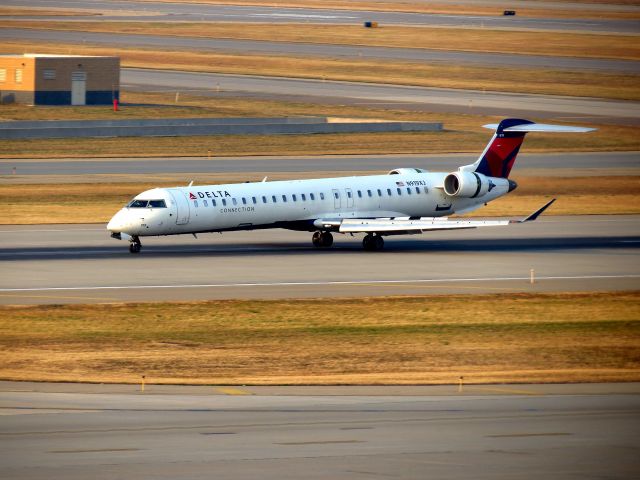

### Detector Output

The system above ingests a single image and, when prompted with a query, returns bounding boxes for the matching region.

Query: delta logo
[189,190,231,200]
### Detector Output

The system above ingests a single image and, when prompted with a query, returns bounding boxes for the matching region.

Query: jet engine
[443,171,490,198]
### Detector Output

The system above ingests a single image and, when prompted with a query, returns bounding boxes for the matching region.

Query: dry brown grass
[7,21,640,60]
[1,292,638,385]
[0,176,637,224]
[135,0,640,21]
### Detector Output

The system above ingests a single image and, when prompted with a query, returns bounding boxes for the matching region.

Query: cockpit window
[127,199,166,208]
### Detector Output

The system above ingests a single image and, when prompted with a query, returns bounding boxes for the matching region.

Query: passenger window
[203,200,208,207]
[292,194,297,202]
[357,190,362,198]
[194,200,199,208]
[232,198,238,206]
[301,193,306,201]
[320,193,325,200]
[387,188,392,196]
[282,195,287,202]
[367,190,372,197]
[272,195,277,203]
[416,187,421,194]
[262,196,267,203]
[347,191,352,198]
[407,188,412,195]
[397,188,402,195]
[310,193,315,201]
[212,199,216,206]
[334,192,339,199]
[377,189,382,197]
[252,197,257,204]
[242,197,247,205]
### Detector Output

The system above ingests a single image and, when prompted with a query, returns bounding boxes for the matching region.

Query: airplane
[107,118,594,253]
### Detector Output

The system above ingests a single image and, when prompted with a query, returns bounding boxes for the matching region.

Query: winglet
[517,198,556,223]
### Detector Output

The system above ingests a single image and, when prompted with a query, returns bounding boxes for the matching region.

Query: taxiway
[1,382,639,479]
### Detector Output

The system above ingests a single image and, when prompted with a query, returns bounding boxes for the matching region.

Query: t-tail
[462,118,595,179]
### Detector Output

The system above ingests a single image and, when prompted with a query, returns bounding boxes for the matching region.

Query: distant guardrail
[0,117,442,139]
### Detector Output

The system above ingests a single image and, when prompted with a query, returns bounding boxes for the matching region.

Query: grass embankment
[1,292,638,385]
[1,35,639,101]
[144,0,640,21]
[1,176,638,224]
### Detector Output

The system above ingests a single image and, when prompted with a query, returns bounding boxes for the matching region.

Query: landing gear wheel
[363,234,384,251]
[312,231,334,248]
[129,238,142,254]
[312,231,323,247]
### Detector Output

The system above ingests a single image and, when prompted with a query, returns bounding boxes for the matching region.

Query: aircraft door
[345,188,354,208]
[332,189,341,209]
[167,189,190,225]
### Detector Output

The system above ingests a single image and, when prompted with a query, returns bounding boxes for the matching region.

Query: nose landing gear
[129,236,142,254]
[312,231,333,248]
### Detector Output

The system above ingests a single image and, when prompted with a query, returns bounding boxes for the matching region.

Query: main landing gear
[312,231,333,248]
[129,236,142,254]
[362,233,384,251]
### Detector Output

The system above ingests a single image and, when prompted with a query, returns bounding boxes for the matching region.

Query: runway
[1,382,639,479]
[3,152,637,177]
[122,69,640,125]
[4,28,638,73]
[0,215,638,305]
[5,0,639,33]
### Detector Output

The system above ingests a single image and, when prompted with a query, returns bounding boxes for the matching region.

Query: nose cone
[107,210,126,232]
[508,179,518,192]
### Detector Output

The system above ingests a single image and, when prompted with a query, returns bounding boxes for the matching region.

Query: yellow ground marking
[0,293,119,301]
[215,387,253,396]
[466,386,543,396]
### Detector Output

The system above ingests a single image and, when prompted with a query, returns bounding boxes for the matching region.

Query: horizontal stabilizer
[483,123,595,133]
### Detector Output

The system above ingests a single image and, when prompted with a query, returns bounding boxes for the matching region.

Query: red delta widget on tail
[107,119,594,253]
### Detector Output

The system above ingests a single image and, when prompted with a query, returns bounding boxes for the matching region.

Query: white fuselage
[107,170,511,238]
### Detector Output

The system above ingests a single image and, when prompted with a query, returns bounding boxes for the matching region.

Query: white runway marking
[1,274,638,292]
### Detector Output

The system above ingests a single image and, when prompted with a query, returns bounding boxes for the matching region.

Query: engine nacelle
[443,171,490,198]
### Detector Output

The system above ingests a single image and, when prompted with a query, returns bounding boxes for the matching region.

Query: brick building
[0,54,120,105]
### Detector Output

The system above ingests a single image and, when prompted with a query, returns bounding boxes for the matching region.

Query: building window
[43,69,56,80]
[0,69,6,83]
[15,68,23,84]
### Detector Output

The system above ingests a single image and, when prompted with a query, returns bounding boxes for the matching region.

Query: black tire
[363,234,374,251]
[374,235,384,250]
[312,231,322,247]
[320,231,333,247]
[129,242,141,254]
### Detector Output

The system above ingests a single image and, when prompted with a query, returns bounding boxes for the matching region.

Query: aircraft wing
[316,199,556,235]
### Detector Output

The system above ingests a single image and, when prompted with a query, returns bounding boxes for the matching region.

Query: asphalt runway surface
[5,0,640,33]
[3,152,637,177]
[1,382,639,479]
[121,69,640,125]
[0,215,638,305]
[5,28,638,74]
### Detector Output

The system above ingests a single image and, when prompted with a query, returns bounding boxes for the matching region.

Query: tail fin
[473,118,533,179]
[465,118,595,179]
